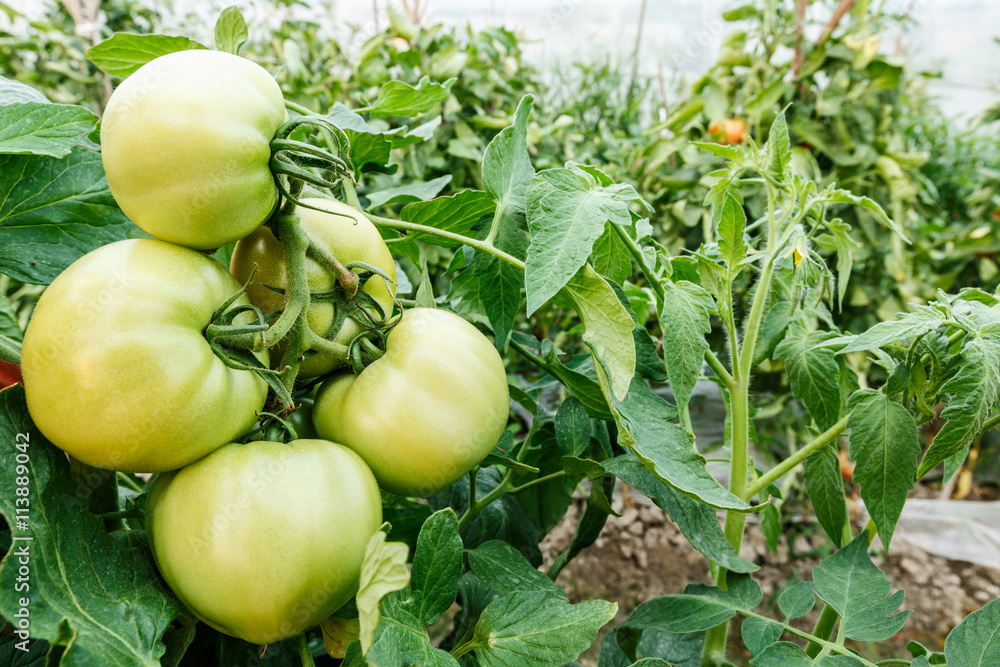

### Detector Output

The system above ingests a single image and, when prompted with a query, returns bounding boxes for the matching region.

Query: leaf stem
[285,99,315,116]
[509,470,571,495]
[456,471,514,532]
[450,637,481,659]
[116,473,143,493]
[704,348,735,390]
[363,212,526,271]
[745,415,849,499]
[983,412,1000,433]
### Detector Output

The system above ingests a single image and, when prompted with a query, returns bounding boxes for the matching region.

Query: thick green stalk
[263,214,311,347]
[297,633,316,667]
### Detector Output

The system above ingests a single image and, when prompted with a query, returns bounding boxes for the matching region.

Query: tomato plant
[313,307,509,497]
[100,49,286,249]
[147,438,382,645]
[20,238,269,472]
[0,4,998,667]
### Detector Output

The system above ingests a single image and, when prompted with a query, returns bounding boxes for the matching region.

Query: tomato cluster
[19,51,510,645]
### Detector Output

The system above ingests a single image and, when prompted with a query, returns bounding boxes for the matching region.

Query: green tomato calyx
[269,115,354,210]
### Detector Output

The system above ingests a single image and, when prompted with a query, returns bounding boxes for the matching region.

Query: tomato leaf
[359,76,455,118]
[944,597,1000,666]
[356,530,410,654]
[659,280,714,416]
[400,190,495,247]
[525,165,647,316]
[803,444,848,547]
[0,102,96,158]
[0,387,179,665]
[467,541,566,598]
[0,76,48,104]
[917,332,1000,479]
[562,264,636,401]
[214,6,248,55]
[470,593,616,666]
[0,147,137,284]
[609,377,749,511]
[812,535,912,642]
[86,33,207,78]
[778,582,816,621]
[405,509,463,626]
[602,453,758,574]
[741,616,783,657]
[476,94,535,348]
[774,326,844,431]
[620,573,761,636]
[846,389,919,549]
[823,304,945,353]
[366,175,451,208]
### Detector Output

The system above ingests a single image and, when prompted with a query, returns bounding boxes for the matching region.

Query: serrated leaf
[525,165,641,313]
[474,206,527,350]
[919,334,1000,479]
[360,76,455,118]
[468,541,565,598]
[591,225,633,285]
[0,76,48,104]
[692,141,745,163]
[779,582,816,621]
[659,280,714,415]
[401,190,496,247]
[804,445,848,547]
[0,147,137,284]
[214,6,248,54]
[944,597,1000,666]
[824,188,910,244]
[847,390,920,549]
[610,377,749,511]
[603,454,757,573]
[0,103,97,157]
[621,573,761,635]
[0,387,178,665]
[775,327,843,430]
[828,305,945,353]
[366,594,460,667]
[765,110,790,179]
[815,219,860,310]
[407,509,463,625]
[357,530,410,653]
[86,33,207,78]
[719,195,747,275]
[812,535,912,642]
[555,396,591,456]
[750,642,865,666]
[366,175,451,208]
[471,593,616,666]
[562,264,636,401]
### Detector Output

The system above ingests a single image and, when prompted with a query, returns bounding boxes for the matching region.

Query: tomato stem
[296,633,316,667]
[263,212,311,347]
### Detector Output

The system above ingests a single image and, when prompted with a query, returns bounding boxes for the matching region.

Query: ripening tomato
[312,308,509,497]
[147,439,382,644]
[101,50,286,250]
[21,239,268,472]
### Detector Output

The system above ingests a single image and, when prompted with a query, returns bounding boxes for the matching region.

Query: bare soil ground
[540,487,1000,666]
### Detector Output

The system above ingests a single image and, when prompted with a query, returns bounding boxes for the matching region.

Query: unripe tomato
[21,239,268,472]
[147,439,382,644]
[313,308,509,497]
[230,198,397,377]
[101,50,286,250]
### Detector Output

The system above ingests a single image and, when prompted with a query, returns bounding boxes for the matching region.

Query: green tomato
[21,239,268,472]
[313,307,509,497]
[230,198,397,377]
[101,50,285,250]
[147,439,382,644]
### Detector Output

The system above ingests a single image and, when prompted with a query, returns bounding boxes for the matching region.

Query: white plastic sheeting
[861,499,1000,569]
